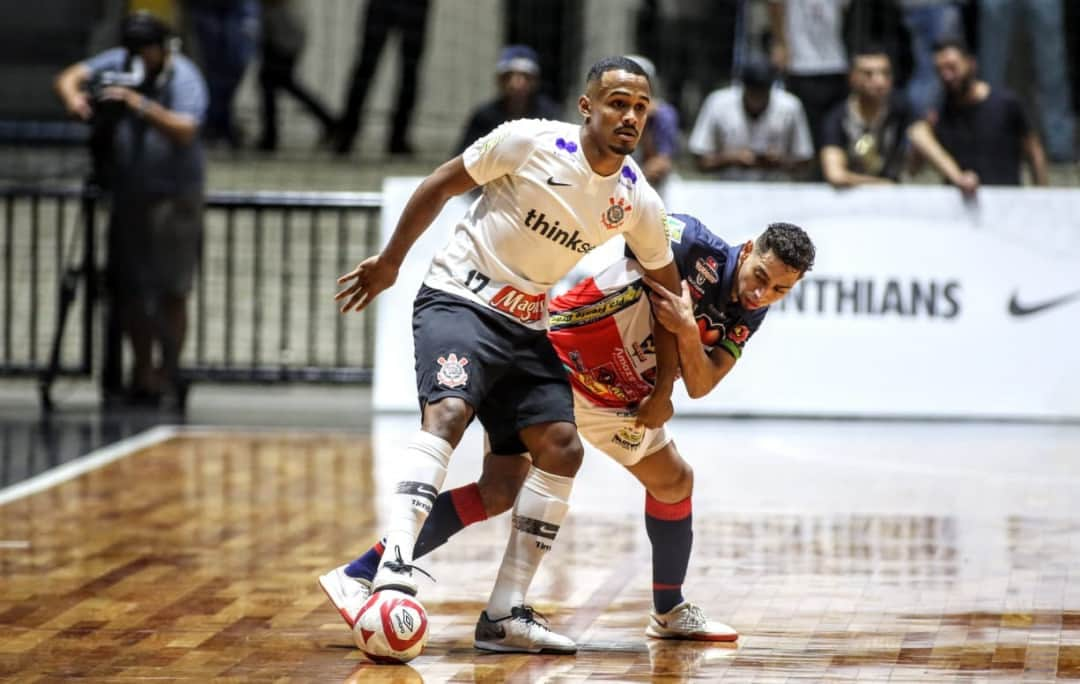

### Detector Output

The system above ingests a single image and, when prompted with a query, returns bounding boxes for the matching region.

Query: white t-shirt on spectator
[773,0,849,76]
[424,118,673,330]
[687,85,814,181]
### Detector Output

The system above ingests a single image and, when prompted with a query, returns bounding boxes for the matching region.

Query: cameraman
[54,12,208,409]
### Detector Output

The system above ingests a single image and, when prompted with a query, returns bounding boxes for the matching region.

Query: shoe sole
[474,640,577,655]
[371,582,417,596]
[317,574,360,629]
[645,626,738,642]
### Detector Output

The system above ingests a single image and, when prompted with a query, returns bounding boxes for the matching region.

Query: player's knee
[651,459,693,502]
[533,426,584,476]
[421,397,472,443]
[476,476,519,516]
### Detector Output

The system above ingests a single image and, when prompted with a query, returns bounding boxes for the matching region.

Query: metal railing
[0,185,98,379]
[0,185,382,391]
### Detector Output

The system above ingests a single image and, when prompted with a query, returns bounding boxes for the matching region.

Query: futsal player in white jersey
[325,56,682,653]
[325,214,816,645]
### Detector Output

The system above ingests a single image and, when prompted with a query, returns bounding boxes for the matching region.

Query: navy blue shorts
[412,285,574,455]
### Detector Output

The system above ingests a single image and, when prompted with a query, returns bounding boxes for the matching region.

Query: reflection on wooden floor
[1,426,1079,682]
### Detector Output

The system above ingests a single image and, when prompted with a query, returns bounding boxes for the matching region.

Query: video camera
[85,11,170,190]
[86,55,146,122]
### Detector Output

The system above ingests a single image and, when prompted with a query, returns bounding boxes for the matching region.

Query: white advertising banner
[374,178,1080,420]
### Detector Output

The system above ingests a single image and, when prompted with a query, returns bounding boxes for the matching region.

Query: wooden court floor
[1,419,1079,682]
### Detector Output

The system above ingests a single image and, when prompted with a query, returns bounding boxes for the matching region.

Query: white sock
[379,431,453,568]
[485,466,574,618]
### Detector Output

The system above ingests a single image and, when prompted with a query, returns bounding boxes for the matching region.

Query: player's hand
[335,254,399,313]
[635,391,673,429]
[644,277,696,338]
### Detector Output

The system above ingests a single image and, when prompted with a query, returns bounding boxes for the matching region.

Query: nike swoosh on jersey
[546,176,573,186]
[1007,289,1080,317]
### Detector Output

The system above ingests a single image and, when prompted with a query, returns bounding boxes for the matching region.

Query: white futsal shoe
[645,601,739,641]
[371,545,433,596]
[474,606,578,654]
[318,564,372,629]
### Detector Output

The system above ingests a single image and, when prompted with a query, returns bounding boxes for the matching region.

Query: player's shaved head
[578,56,652,171]
[585,56,650,95]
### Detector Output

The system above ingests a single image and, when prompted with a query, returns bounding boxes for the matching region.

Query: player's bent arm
[642,260,682,398]
[678,337,737,399]
[383,156,479,267]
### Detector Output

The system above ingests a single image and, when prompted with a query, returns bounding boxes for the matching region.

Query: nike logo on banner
[546,176,572,187]
[1007,289,1080,317]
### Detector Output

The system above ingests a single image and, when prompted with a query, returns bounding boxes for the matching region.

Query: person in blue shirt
[626,55,681,196]
[322,214,816,646]
[54,11,208,409]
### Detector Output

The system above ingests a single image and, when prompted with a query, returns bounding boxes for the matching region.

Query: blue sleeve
[82,47,127,75]
[169,58,209,124]
[650,104,680,157]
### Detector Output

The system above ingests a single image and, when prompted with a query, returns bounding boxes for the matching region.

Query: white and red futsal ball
[353,590,430,663]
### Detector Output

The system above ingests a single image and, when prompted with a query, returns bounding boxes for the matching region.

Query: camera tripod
[38,182,125,413]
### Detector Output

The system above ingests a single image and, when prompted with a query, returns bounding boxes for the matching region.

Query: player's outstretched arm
[644,277,736,399]
[336,156,479,313]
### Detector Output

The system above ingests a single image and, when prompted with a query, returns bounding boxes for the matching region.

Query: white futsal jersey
[423,119,673,330]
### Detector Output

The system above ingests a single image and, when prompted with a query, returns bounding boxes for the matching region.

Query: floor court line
[0,424,177,507]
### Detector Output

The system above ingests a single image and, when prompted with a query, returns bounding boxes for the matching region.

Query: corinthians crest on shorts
[436,353,469,388]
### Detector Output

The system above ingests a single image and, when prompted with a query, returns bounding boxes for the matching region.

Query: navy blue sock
[414,484,486,558]
[343,484,488,580]
[644,492,693,614]
[344,540,384,580]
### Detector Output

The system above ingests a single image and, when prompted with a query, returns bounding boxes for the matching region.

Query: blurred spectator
[455,45,561,154]
[186,0,259,149]
[821,45,913,187]
[688,59,813,181]
[505,0,579,106]
[256,0,336,152]
[335,0,431,157]
[977,0,1075,162]
[898,0,963,118]
[768,0,850,153]
[908,38,1047,195]
[625,54,680,195]
[53,12,207,408]
[637,0,743,130]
